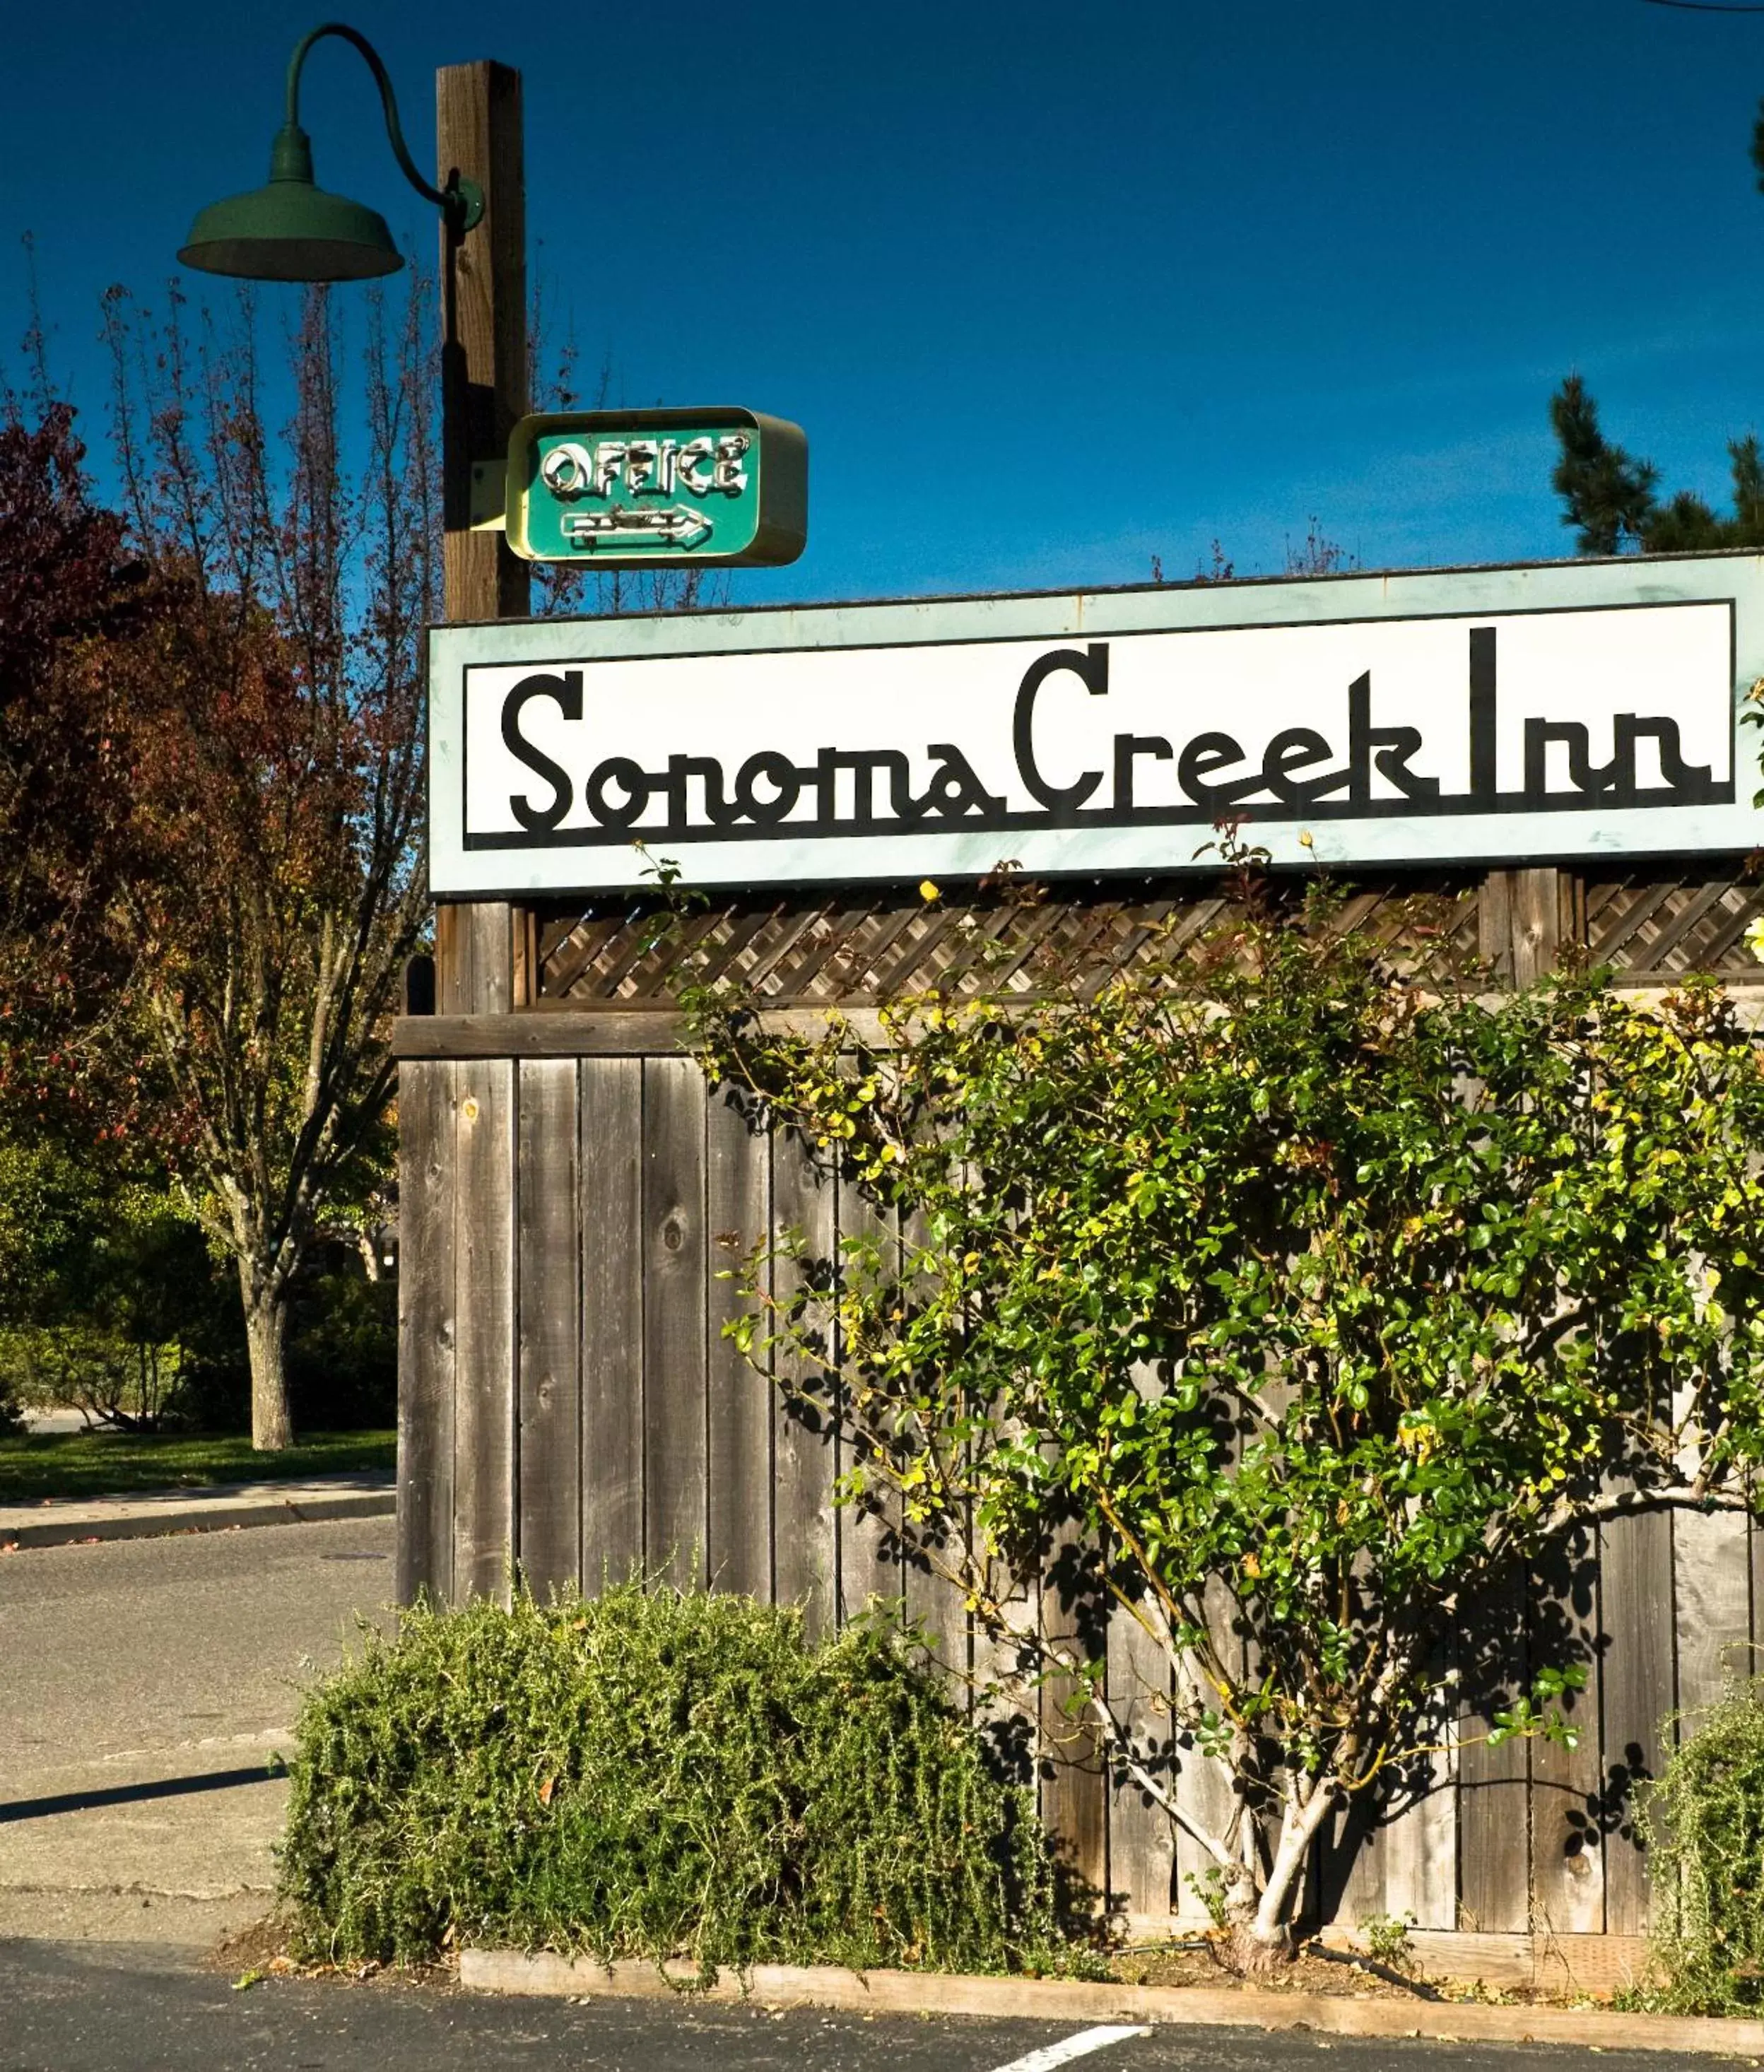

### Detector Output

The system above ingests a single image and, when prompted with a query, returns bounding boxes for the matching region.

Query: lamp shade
[179,123,404,283]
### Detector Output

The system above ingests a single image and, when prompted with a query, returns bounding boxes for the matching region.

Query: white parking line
[984,2026,1153,2072]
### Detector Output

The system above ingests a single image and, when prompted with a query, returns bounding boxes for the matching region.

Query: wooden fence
[396,864,1764,1941]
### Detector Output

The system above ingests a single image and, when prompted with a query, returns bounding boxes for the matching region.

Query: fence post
[397,59,529,1606]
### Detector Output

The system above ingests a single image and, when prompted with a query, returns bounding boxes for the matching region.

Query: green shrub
[286,1268,395,1430]
[0,1138,242,1432]
[278,1582,1081,1977]
[1633,1679,1764,2014]
[173,1260,395,1435]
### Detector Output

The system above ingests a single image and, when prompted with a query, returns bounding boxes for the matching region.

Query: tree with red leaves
[0,401,143,1112]
[2,281,436,1449]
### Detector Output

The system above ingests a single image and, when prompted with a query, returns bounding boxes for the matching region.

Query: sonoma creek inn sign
[428,553,1764,897]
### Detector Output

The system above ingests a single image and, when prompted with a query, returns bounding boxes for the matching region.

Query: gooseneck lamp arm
[281,23,483,232]
[178,20,481,280]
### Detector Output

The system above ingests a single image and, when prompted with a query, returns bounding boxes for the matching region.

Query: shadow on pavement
[0,1764,280,1824]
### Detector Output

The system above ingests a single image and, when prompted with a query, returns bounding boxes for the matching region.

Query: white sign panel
[429,558,1764,896]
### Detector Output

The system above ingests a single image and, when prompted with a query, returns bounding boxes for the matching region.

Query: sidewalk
[0,1472,395,1551]
[0,1513,396,1946]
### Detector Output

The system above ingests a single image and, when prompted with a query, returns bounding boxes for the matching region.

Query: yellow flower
[919,879,941,904]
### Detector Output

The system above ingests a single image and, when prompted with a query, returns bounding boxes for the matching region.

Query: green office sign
[504,407,807,567]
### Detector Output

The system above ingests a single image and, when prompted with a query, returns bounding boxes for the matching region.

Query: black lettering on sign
[466,622,1733,857]
[1469,628,1498,805]
[664,755,737,830]
[1013,644,1110,816]
[584,756,649,829]
[816,747,915,828]
[918,744,1004,818]
[502,670,583,832]
[1348,673,1438,806]
[1616,715,1714,800]
[1261,727,1342,805]
[1113,734,1173,811]
[1177,732,1259,807]
[733,751,802,826]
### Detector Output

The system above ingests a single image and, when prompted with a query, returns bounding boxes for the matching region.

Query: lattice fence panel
[535,874,1487,1007]
[1586,870,1764,983]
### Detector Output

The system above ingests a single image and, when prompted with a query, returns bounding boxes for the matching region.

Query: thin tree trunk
[241,1267,293,1452]
[1223,1775,1339,1973]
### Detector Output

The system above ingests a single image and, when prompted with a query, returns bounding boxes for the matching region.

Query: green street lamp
[179,21,483,282]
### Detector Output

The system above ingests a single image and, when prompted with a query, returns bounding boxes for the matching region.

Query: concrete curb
[459,1950,1764,2057]
[0,1476,395,1551]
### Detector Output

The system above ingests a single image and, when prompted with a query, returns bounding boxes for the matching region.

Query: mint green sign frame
[430,553,1764,899]
[503,407,807,568]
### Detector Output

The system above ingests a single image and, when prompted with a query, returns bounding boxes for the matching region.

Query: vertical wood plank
[1377,1695,1458,1931]
[432,905,461,1016]
[1172,1582,1244,1925]
[1601,1511,1674,1936]
[435,902,518,1018]
[772,1128,837,1633]
[899,1203,968,1680]
[643,1057,708,1587]
[1042,1524,1110,1923]
[1371,1525,1457,1930]
[1456,1555,1531,1933]
[1108,1596,1177,1930]
[1675,1508,1752,1726]
[1170,1416,1252,1926]
[837,1172,900,1625]
[1530,1531,1605,1936]
[581,1057,643,1588]
[1478,871,1515,987]
[1558,869,1587,953]
[396,1061,455,1608]
[707,1087,772,1599]
[1752,1499,1764,1697]
[452,1059,517,1603]
[972,1568,1044,1817]
[1334,1785,1388,1931]
[517,1059,580,1598]
[1512,867,1565,989]
[1478,868,1577,990]
[512,907,539,1011]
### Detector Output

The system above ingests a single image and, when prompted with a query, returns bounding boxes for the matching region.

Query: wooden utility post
[437,59,529,1017]
[396,60,528,1608]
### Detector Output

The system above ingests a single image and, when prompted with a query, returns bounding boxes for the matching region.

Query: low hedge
[1629,1677,1764,2015]
[278,1581,1083,1976]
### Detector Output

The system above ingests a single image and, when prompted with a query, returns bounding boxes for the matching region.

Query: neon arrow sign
[560,505,715,551]
[500,407,807,569]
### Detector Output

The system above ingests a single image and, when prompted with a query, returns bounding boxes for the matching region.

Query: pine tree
[1549,99,1764,558]
[1549,375,1657,553]
[1549,375,1764,556]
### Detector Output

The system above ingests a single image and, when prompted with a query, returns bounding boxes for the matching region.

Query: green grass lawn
[0,1428,396,1505]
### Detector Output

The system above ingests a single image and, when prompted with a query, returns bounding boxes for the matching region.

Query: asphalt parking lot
[0,1514,394,1942]
[0,1938,1715,2072]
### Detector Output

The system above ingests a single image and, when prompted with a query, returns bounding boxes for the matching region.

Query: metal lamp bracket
[287,23,484,235]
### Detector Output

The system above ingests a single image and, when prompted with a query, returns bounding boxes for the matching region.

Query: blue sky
[8,0,1764,604]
